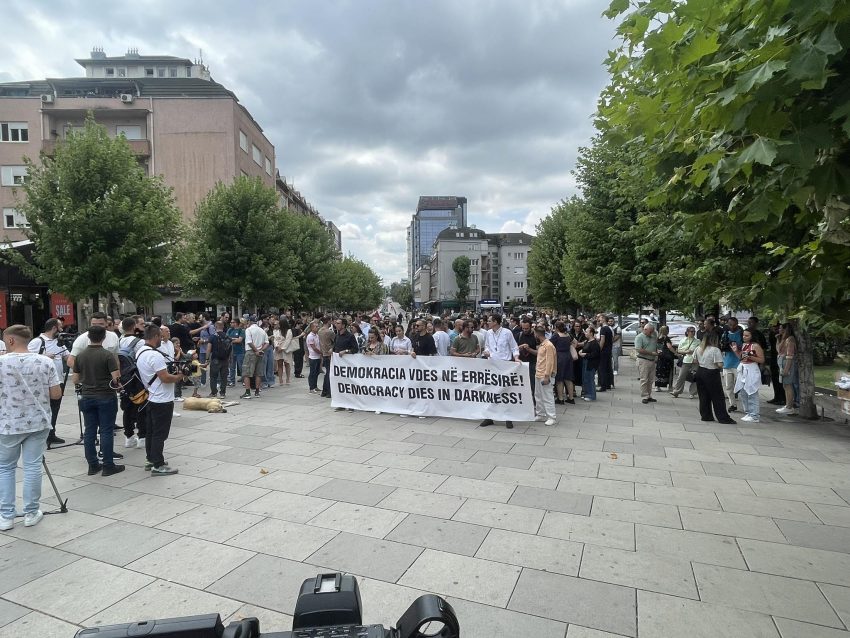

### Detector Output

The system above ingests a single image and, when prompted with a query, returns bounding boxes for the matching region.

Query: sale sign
[51,293,75,325]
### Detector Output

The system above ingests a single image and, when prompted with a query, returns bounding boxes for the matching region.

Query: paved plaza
[2,358,850,638]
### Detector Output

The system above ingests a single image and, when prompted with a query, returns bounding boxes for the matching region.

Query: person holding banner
[390,325,413,355]
[480,314,521,429]
[533,326,557,426]
[450,321,481,358]
[410,319,437,357]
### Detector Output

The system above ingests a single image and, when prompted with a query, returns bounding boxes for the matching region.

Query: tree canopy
[9,116,184,304]
[329,255,384,311]
[452,256,471,306]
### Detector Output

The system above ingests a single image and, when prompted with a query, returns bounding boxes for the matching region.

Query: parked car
[621,321,696,347]
[622,321,654,346]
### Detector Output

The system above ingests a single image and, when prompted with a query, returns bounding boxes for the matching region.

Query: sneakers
[583,397,592,402]
[174,397,185,403]
[137,437,145,449]
[613,371,618,376]
[479,419,494,427]
[47,433,65,445]
[254,391,261,398]
[88,463,102,475]
[102,465,125,477]
[23,510,43,527]
[125,434,138,448]
[740,415,760,423]
[506,421,514,429]
[207,393,218,398]
[151,464,178,476]
[240,391,251,400]
[227,382,235,387]
[776,406,797,415]
[0,517,14,531]
[545,418,556,426]
[144,461,154,471]
[219,393,226,399]
[689,394,696,399]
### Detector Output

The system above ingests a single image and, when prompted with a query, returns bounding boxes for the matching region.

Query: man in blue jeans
[72,325,124,477]
[226,318,245,386]
[0,324,62,530]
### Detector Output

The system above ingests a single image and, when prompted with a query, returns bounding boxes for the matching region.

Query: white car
[621,321,654,346]
[621,321,696,347]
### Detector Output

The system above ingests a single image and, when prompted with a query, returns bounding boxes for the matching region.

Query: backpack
[117,339,148,406]
[211,331,232,360]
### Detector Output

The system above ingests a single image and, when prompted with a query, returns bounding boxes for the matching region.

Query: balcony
[42,138,151,157]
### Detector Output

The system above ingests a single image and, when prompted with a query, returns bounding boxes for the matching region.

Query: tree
[452,256,471,308]
[8,116,185,306]
[329,255,383,310]
[188,176,298,308]
[388,281,413,309]
[280,212,340,310]
[600,0,850,417]
[527,200,576,312]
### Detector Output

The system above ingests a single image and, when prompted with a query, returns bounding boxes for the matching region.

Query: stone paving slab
[3,355,848,636]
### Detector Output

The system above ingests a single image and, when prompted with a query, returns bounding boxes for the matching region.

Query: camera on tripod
[166,360,192,376]
[74,573,459,638]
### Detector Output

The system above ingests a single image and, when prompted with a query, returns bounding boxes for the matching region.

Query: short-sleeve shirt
[452,335,480,355]
[0,352,60,435]
[306,332,322,359]
[244,324,269,353]
[73,346,118,397]
[696,346,724,369]
[227,327,245,355]
[722,329,744,369]
[136,346,174,403]
[28,334,68,379]
[71,330,119,356]
[433,331,450,356]
[634,332,658,359]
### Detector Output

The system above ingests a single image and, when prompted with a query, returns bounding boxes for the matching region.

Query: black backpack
[117,339,149,405]
[211,331,232,360]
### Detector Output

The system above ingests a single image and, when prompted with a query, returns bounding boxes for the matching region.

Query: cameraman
[136,324,185,475]
[28,318,70,445]
[72,325,123,476]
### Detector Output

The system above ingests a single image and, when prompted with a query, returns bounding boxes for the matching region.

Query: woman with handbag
[694,332,735,424]
[731,330,765,422]
[671,326,699,398]
[551,321,576,405]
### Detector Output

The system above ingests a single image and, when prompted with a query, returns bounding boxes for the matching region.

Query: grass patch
[815,354,850,390]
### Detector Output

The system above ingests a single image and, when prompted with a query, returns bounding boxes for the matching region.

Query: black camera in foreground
[74,573,459,638]
[166,360,193,377]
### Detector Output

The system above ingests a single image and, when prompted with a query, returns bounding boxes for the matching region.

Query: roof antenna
[198,48,204,66]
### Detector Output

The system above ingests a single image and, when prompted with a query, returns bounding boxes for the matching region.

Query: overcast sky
[1,0,617,283]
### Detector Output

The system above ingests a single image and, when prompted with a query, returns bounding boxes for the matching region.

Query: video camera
[57,331,78,350]
[74,573,458,638]
[166,360,193,377]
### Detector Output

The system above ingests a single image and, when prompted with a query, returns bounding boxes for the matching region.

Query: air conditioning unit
[120,93,135,104]
[41,94,54,104]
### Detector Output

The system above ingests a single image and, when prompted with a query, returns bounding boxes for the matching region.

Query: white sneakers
[125,434,138,448]
[0,518,14,531]
[137,437,145,449]
[776,406,797,415]
[545,418,556,426]
[740,415,760,423]
[24,510,43,527]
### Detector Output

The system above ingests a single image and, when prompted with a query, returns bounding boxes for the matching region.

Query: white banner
[329,353,534,421]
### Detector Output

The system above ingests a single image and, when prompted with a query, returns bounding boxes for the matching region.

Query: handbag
[283,330,299,354]
[686,368,697,384]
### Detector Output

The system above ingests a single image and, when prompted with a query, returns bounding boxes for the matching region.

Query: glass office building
[407,196,467,287]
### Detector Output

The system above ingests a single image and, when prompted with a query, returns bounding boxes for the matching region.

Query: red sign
[0,292,7,329]
[51,293,75,326]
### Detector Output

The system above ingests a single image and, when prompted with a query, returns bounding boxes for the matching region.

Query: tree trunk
[92,293,100,315]
[795,322,818,419]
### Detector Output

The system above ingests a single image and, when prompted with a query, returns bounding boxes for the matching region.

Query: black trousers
[597,350,614,389]
[294,348,304,376]
[769,362,783,401]
[695,367,731,422]
[526,360,536,404]
[48,381,65,433]
[321,356,332,396]
[121,396,145,438]
[143,401,174,468]
[209,358,228,395]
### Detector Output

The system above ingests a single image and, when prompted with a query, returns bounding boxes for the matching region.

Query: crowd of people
[0,305,798,531]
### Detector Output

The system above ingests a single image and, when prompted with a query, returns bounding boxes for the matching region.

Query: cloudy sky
[1,0,617,283]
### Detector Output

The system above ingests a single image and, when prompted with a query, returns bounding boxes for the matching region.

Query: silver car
[622,321,696,347]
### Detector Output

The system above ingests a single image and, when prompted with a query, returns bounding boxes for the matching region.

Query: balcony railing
[42,138,151,157]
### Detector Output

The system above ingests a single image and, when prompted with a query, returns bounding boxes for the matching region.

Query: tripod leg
[41,457,68,514]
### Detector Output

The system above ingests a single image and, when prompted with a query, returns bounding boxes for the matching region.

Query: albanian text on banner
[329,353,534,420]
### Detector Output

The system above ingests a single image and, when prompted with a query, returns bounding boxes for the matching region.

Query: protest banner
[330,353,534,421]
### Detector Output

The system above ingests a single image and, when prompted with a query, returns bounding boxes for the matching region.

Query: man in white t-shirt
[68,312,119,367]
[241,315,269,399]
[432,318,450,356]
[117,316,147,449]
[135,324,185,476]
[28,318,71,445]
[480,313,521,429]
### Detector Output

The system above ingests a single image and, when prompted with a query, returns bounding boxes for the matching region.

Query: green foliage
[452,255,471,305]
[280,212,340,309]
[600,0,850,327]
[329,255,383,311]
[9,116,185,304]
[388,281,413,308]
[188,176,298,308]
[527,200,576,311]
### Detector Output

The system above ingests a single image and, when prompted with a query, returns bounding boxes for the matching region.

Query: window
[3,208,28,229]
[239,131,248,152]
[264,156,272,176]
[1,122,28,142]
[169,67,178,77]
[117,67,127,77]
[513,281,524,288]
[157,67,166,77]
[186,66,192,77]
[116,125,142,140]
[252,144,262,166]
[106,67,115,77]
[145,67,154,77]
[1,166,27,186]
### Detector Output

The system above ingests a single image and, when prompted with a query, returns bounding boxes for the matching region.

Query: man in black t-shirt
[517,317,538,399]
[72,325,123,477]
[410,318,437,357]
[596,313,614,391]
[169,312,193,353]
